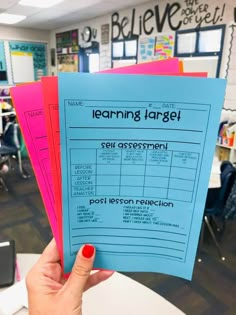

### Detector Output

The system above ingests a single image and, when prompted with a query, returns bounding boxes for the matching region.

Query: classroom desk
[0,254,185,315]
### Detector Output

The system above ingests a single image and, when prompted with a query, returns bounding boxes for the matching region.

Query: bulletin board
[56,29,79,54]
[138,34,174,63]
[154,34,174,60]
[0,40,8,85]
[9,41,47,83]
[138,36,155,63]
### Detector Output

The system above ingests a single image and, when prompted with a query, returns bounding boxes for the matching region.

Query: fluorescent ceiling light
[19,0,64,8]
[0,13,26,24]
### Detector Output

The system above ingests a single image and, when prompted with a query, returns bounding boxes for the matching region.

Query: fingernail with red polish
[82,244,95,258]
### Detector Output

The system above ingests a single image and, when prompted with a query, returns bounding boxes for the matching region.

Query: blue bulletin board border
[0,40,8,85]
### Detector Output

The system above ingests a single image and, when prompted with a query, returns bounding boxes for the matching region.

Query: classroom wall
[0,25,49,42]
[223,25,236,113]
[0,26,49,85]
[50,0,236,76]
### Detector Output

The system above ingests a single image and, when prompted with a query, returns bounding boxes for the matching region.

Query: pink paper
[11,82,58,245]
[42,76,63,256]
[100,58,181,74]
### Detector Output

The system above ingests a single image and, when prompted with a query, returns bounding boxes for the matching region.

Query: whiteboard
[181,56,218,78]
[11,52,34,83]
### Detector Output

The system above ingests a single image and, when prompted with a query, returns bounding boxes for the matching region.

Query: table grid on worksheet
[70,148,199,203]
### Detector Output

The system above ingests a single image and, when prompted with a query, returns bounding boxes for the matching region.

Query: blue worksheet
[59,73,226,279]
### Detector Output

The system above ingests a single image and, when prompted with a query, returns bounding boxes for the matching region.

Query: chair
[198,160,236,261]
[0,154,9,191]
[0,120,30,191]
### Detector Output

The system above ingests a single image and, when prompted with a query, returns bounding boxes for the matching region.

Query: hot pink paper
[11,82,59,245]
[42,76,63,256]
[100,58,181,74]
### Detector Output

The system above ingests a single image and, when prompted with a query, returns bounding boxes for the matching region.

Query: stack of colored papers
[10,58,226,280]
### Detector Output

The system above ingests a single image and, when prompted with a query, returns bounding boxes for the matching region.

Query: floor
[0,158,235,315]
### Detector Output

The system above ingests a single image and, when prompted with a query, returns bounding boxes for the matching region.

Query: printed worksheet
[42,60,185,252]
[59,73,226,279]
[10,83,58,245]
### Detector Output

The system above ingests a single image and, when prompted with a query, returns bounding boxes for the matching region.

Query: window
[199,29,222,53]
[111,37,138,66]
[125,40,137,57]
[177,32,196,54]
[112,42,124,58]
[174,25,226,77]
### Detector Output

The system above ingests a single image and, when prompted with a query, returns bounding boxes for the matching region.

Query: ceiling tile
[6,4,42,16]
[0,0,18,10]
[2,0,153,30]
[58,0,104,11]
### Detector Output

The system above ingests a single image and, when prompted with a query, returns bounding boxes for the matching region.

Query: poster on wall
[101,24,110,45]
[100,45,111,71]
[155,34,174,60]
[56,29,79,54]
[138,36,155,63]
[0,41,8,84]
[9,41,47,82]
[57,54,78,72]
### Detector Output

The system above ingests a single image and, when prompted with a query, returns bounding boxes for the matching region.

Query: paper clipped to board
[58,73,226,280]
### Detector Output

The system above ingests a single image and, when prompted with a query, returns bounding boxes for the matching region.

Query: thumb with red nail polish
[63,244,95,298]
[82,244,95,259]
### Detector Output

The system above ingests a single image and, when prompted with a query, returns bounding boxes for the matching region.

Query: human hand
[26,239,114,315]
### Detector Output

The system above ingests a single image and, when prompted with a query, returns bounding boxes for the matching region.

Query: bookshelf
[216,142,236,163]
